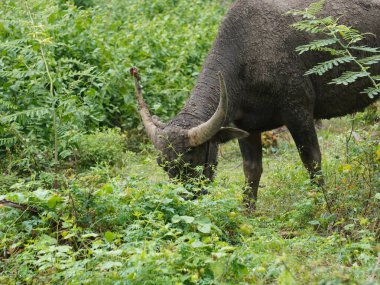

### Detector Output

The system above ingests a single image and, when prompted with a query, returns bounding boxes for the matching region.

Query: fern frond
[0,39,31,53]
[288,0,325,19]
[331,25,364,44]
[349,46,380,53]
[291,17,334,33]
[306,0,325,17]
[329,71,370,85]
[290,1,379,100]
[0,136,17,146]
[0,98,18,110]
[357,55,380,65]
[0,69,44,79]
[67,66,97,78]
[318,47,346,56]
[342,30,364,44]
[305,56,355,76]
[0,69,30,79]
[0,107,52,124]
[291,20,323,33]
[59,57,90,67]
[56,123,73,138]
[361,86,380,98]
[296,38,338,54]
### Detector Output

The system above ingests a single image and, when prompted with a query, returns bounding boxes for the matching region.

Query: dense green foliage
[1,120,379,284]
[0,0,225,174]
[0,0,379,284]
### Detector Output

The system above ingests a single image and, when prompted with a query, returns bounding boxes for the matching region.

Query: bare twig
[68,192,79,222]
[0,199,39,216]
[345,114,356,163]
[320,185,333,214]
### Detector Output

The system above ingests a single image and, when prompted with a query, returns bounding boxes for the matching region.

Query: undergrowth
[0,0,226,176]
[1,117,379,284]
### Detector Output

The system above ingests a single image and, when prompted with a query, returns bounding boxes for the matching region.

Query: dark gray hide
[136,0,380,210]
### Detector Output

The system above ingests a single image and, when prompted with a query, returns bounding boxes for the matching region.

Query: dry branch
[0,199,39,216]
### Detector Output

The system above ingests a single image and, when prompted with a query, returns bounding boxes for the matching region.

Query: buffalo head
[130,67,248,183]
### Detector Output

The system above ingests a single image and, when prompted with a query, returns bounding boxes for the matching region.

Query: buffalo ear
[212,127,249,143]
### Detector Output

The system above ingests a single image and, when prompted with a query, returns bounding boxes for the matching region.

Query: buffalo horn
[188,72,228,147]
[131,67,158,142]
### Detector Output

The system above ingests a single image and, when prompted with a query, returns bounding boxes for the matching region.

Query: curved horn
[188,72,228,147]
[130,67,158,141]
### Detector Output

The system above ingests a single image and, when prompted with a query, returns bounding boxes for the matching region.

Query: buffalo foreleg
[238,132,263,211]
[287,119,324,186]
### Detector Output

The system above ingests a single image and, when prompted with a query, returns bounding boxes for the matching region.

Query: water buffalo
[132,0,380,210]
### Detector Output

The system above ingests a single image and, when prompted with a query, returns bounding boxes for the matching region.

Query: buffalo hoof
[243,197,256,214]
[311,174,324,187]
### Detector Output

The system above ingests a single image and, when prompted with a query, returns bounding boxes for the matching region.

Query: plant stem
[345,114,355,164]
[320,185,333,214]
[25,1,59,186]
[38,40,58,169]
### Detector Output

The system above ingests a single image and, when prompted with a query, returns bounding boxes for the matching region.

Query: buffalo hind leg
[238,132,263,212]
[287,120,324,186]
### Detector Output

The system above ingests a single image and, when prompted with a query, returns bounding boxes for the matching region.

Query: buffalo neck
[172,17,243,129]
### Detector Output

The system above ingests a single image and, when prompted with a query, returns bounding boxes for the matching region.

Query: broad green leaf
[37,234,57,246]
[47,195,63,208]
[56,245,72,253]
[196,216,211,225]
[32,189,51,201]
[81,233,99,239]
[62,233,77,240]
[172,215,181,223]
[99,261,123,271]
[104,231,116,243]
[101,184,114,194]
[191,240,205,248]
[197,223,211,234]
[195,216,212,233]
[172,215,194,224]
[182,216,195,223]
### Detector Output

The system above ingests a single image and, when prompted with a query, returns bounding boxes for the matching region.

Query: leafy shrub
[75,128,127,166]
[0,0,228,173]
[1,140,378,284]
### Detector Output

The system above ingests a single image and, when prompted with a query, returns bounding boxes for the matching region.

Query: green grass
[1,117,379,284]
